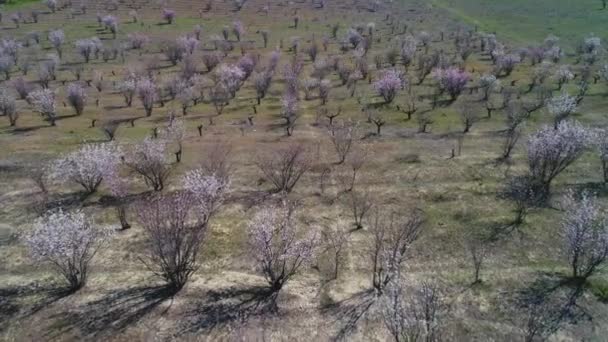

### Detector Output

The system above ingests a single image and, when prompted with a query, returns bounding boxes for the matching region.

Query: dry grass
[0,0,607,341]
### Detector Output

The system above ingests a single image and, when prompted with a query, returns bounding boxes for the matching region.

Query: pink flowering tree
[495,54,520,77]
[162,8,176,24]
[253,71,272,104]
[52,142,121,195]
[247,200,317,293]
[25,209,112,291]
[561,191,608,280]
[27,89,56,126]
[432,67,470,100]
[237,54,256,80]
[137,77,158,117]
[66,82,87,116]
[177,35,199,55]
[373,69,404,104]
[527,121,591,202]
[124,137,171,191]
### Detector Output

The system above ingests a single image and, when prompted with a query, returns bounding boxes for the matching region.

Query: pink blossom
[373,69,404,103]
[432,67,470,100]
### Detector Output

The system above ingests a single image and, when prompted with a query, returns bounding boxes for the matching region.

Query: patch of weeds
[396,153,420,164]
[587,279,608,303]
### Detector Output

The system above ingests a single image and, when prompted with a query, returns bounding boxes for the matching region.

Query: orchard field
[0,0,607,341]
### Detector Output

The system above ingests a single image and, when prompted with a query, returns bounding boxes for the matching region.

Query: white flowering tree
[182,170,229,219]
[527,121,590,202]
[75,38,102,63]
[27,89,56,126]
[562,191,608,280]
[124,138,171,191]
[26,209,111,291]
[52,143,120,195]
[0,87,18,126]
[479,74,499,101]
[48,29,65,58]
[554,65,574,90]
[595,129,608,183]
[248,200,317,293]
[547,92,577,129]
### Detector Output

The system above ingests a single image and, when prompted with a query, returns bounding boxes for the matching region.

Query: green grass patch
[430,0,606,47]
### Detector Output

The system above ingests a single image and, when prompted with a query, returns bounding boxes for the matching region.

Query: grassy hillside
[431,0,606,47]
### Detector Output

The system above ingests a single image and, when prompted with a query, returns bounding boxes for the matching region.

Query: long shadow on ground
[176,285,278,336]
[321,289,377,340]
[0,282,71,331]
[507,272,591,341]
[45,285,174,339]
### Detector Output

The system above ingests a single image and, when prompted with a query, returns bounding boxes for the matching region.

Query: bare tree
[370,207,424,294]
[466,234,489,284]
[136,189,222,292]
[324,225,349,280]
[340,146,368,192]
[457,101,480,134]
[256,143,312,193]
[347,188,373,229]
[328,119,357,164]
[498,105,526,162]
[502,175,540,226]
[382,280,446,342]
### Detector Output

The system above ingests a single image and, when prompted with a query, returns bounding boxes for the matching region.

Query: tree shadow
[10,125,48,134]
[320,289,377,340]
[485,220,525,242]
[55,114,79,122]
[45,285,174,339]
[0,282,72,331]
[225,190,272,210]
[568,182,608,197]
[509,272,591,340]
[176,285,278,336]
[41,190,88,211]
